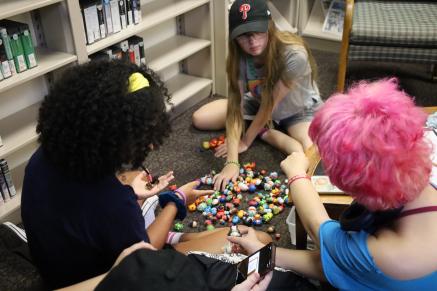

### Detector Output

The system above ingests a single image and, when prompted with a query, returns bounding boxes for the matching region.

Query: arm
[275,248,326,281]
[228,228,326,281]
[280,153,330,246]
[55,274,107,291]
[146,202,178,249]
[243,80,291,147]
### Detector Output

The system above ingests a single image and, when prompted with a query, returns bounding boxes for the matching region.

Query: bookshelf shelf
[0,103,39,160]
[86,0,210,55]
[302,0,342,42]
[166,73,212,111]
[148,36,211,72]
[0,191,21,223]
[0,48,77,94]
[0,0,63,20]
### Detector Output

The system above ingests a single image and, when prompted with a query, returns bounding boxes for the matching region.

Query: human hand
[112,241,156,269]
[213,163,240,191]
[231,272,273,291]
[176,180,215,205]
[131,171,174,199]
[227,227,265,255]
[280,152,309,179]
[215,140,249,158]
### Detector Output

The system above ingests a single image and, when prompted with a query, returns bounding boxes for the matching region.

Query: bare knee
[192,109,205,130]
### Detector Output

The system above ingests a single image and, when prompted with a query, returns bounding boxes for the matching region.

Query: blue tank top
[319,220,437,290]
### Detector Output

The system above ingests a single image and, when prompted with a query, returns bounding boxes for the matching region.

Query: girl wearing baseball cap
[192,0,323,191]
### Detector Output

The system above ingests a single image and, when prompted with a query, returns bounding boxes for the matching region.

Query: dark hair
[37,60,171,181]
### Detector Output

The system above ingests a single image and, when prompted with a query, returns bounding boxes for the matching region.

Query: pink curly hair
[309,79,432,211]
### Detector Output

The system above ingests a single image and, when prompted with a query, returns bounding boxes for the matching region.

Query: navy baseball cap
[229,0,271,40]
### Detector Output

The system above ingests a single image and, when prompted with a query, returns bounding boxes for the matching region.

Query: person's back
[21,147,147,289]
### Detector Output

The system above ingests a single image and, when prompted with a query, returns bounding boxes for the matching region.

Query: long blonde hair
[226,21,318,139]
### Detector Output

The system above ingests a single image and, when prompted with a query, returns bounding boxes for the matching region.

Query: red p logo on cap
[239,4,251,20]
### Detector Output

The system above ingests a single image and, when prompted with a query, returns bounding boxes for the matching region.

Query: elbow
[312,251,328,282]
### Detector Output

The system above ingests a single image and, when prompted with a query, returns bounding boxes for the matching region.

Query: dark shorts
[243,95,322,130]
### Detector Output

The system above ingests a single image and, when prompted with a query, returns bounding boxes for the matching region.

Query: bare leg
[173,226,272,254]
[192,99,228,130]
[287,122,313,151]
[260,128,304,154]
[179,228,223,242]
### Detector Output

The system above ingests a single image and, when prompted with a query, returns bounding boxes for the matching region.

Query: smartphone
[237,243,275,279]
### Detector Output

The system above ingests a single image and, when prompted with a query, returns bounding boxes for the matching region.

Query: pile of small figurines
[178,162,290,239]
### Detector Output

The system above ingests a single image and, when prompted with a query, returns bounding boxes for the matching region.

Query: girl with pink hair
[229,78,437,290]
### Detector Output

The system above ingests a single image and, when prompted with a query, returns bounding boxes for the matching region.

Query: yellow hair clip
[128,72,150,93]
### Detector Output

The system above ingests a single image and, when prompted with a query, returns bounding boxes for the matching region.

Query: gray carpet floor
[144,48,437,250]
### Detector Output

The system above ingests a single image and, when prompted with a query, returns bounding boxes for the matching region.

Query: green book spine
[10,32,27,72]
[0,28,17,75]
[0,39,12,78]
[20,28,37,69]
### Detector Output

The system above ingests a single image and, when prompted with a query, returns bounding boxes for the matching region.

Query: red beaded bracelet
[287,174,311,187]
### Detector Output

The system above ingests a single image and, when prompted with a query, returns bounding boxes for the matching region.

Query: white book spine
[110,0,121,33]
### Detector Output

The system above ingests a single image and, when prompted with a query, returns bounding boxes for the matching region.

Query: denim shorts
[243,95,322,129]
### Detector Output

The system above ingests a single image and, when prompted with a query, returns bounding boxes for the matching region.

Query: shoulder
[282,45,310,77]
[368,226,437,280]
[283,45,308,64]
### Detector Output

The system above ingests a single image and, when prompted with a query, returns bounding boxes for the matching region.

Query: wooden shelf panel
[86,0,210,55]
[0,48,77,94]
[302,0,341,42]
[0,0,63,20]
[0,103,39,160]
[0,190,21,223]
[166,73,212,110]
[147,35,211,72]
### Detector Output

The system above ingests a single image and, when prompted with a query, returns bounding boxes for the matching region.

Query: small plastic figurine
[174,222,184,232]
[224,225,242,255]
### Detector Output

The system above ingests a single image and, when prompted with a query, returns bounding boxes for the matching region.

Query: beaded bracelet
[224,160,240,168]
[174,189,187,205]
[287,174,311,187]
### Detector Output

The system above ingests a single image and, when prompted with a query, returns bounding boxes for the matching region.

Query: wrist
[224,160,240,169]
[158,191,187,220]
[287,174,311,188]
[174,189,187,205]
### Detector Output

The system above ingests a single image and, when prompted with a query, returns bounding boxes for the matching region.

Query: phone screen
[238,243,275,278]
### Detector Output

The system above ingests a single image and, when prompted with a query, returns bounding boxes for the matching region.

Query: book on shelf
[97,3,107,39]
[0,38,12,79]
[126,0,134,28]
[0,159,16,201]
[81,0,101,44]
[119,0,127,30]
[102,0,114,35]
[0,20,28,73]
[89,35,145,67]
[128,35,145,66]
[109,0,122,33]
[322,0,345,37]
[132,0,141,24]
[18,23,37,69]
[0,27,17,76]
[311,175,344,194]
